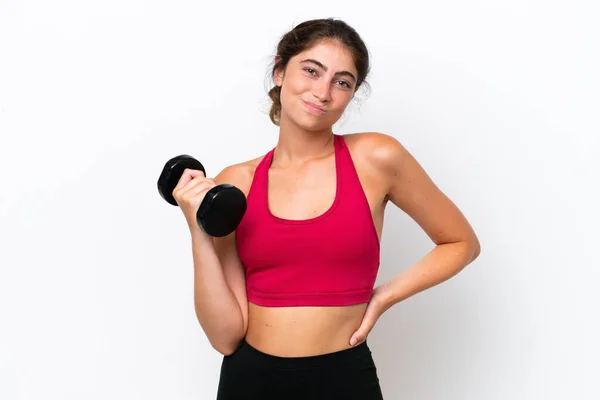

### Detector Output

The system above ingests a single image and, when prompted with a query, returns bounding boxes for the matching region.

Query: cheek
[284,74,311,96]
[331,94,352,112]
[280,81,306,109]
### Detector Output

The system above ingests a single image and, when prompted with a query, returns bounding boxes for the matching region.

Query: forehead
[292,40,357,75]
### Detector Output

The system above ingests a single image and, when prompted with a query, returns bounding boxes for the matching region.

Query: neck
[272,114,335,167]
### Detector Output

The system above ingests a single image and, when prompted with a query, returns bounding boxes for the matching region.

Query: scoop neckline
[265,135,342,225]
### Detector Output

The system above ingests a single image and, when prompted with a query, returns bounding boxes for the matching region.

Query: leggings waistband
[230,338,373,370]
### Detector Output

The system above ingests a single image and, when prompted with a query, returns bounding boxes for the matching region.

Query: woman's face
[275,39,358,132]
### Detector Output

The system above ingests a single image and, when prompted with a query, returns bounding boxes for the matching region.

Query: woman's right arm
[173,164,250,356]
[189,226,248,356]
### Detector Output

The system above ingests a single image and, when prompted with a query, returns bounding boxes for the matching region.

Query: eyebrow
[300,58,357,83]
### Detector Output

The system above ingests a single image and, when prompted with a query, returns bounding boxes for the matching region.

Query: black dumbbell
[157,154,247,237]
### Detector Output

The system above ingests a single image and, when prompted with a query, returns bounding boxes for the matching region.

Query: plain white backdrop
[1,0,598,399]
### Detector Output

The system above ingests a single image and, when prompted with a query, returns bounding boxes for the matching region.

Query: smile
[303,100,325,114]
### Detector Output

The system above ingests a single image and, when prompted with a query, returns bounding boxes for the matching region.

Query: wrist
[373,283,395,312]
[189,223,212,245]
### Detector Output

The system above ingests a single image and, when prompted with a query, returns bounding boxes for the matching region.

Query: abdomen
[245,302,369,357]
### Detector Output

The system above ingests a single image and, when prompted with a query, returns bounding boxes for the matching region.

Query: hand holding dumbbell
[157,155,247,237]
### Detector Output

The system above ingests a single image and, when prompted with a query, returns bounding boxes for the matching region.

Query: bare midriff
[244,302,369,357]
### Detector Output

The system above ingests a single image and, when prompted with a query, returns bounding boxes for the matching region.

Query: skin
[179,39,481,357]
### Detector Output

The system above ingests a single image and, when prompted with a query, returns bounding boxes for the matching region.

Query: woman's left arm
[349,132,481,346]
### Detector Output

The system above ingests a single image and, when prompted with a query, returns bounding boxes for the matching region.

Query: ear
[274,69,285,87]
[273,56,284,87]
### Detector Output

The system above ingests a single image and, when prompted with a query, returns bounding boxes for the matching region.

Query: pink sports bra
[235,134,380,307]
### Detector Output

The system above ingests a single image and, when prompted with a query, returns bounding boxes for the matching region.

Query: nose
[312,79,332,103]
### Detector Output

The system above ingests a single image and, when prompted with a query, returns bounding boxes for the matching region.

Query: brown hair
[267,18,371,126]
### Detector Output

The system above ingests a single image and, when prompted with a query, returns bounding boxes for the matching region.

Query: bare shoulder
[343,132,407,165]
[213,154,266,196]
[342,132,409,192]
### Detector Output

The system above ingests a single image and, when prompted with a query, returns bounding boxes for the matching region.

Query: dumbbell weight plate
[157,155,205,206]
[199,185,247,237]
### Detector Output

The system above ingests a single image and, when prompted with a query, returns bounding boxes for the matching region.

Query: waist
[245,302,368,357]
[232,336,374,371]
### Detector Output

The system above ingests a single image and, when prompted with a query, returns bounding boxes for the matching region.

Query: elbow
[210,323,246,356]
[212,335,244,356]
[213,344,234,356]
[218,347,238,357]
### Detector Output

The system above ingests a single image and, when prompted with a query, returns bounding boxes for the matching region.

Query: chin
[299,119,331,132]
[292,110,340,132]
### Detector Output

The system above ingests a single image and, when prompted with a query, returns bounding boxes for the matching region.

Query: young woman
[172,18,481,400]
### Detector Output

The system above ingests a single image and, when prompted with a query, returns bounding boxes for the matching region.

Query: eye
[303,67,317,75]
[336,80,352,89]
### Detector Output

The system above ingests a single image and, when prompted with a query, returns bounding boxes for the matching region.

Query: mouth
[302,100,325,114]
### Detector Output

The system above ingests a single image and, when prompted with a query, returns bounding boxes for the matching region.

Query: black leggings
[216,338,384,400]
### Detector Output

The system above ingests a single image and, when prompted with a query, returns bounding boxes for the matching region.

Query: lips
[303,100,325,113]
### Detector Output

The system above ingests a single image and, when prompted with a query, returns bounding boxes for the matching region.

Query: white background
[1,1,598,399]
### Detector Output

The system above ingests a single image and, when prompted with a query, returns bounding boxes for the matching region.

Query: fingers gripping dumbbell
[157,155,247,237]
